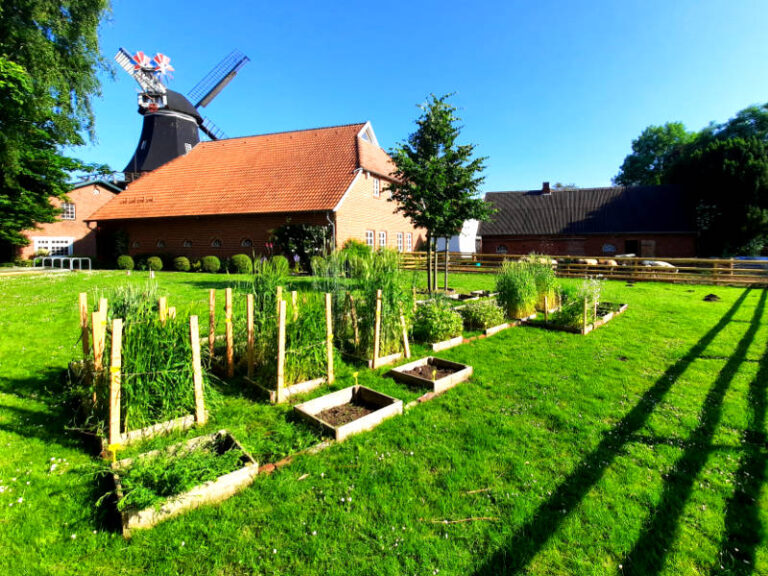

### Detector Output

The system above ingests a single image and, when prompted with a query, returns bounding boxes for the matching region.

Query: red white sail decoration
[132,51,152,69]
[153,53,174,75]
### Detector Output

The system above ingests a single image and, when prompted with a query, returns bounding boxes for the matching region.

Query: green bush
[271,255,290,277]
[202,255,221,273]
[146,256,163,271]
[173,256,190,272]
[230,254,253,274]
[341,238,372,260]
[460,299,506,330]
[190,259,201,272]
[413,299,463,343]
[117,255,134,270]
[495,261,537,319]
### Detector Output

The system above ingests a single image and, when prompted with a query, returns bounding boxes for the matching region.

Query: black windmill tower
[115,48,250,182]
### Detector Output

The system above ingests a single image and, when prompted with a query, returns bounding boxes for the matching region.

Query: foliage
[524,254,559,310]
[116,255,134,271]
[311,251,348,293]
[460,299,505,330]
[341,239,372,259]
[270,223,329,267]
[550,279,604,329]
[0,1,110,246]
[103,282,158,320]
[173,256,191,272]
[202,256,221,274]
[271,255,290,278]
[495,261,538,319]
[146,256,163,272]
[613,122,695,186]
[413,299,463,343]
[229,254,253,274]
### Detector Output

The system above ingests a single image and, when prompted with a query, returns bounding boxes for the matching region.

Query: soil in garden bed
[316,398,381,426]
[402,360,460,380]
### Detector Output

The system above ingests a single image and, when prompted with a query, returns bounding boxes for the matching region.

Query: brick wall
[19,184,117,259]
[334,171,425,251]
[480,234,698,258]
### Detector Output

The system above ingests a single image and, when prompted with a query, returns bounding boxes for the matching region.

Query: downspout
[326,211,336,253]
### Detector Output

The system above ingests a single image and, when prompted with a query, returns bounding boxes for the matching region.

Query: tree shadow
[472,288,752,575]
[620,289,766,574]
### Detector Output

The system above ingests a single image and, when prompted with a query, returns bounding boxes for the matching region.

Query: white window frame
[373,177,380,198]
[378,231,387,248]
[406,233,412,252]
[396,232,404,252]
[33,236,74,256]
[61,202,76,220]
[365,230,375,248]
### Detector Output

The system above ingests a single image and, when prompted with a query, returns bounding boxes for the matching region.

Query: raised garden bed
[388,357,473,395]
[431,335,464,352]
[111,430,258,538]
[528,302,628,335]
[447,293,480,302]
[293,385,402,442]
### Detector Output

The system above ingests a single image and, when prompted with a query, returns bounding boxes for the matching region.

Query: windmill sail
[188,50,250,109]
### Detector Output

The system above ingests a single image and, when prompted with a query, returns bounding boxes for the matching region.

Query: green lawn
[0,270,766,575]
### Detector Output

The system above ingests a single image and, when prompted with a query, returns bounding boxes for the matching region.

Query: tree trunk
[426,232,432,294]
[444,237,449,291]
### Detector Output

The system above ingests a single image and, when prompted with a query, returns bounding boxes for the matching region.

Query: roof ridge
[485,185,677,195]
[199,122,369,145]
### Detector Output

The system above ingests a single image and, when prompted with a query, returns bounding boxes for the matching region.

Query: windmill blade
[188,50,250,109]
[200,117,227,141]
[115,47,167,95]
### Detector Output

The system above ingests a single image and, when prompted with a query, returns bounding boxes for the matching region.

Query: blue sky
[77,0,768,192]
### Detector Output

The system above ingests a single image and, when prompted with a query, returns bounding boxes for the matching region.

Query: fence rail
[400,252,768,286]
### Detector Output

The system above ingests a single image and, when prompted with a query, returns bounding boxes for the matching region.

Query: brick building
[479,183,697,258]
[89,122,424,259]
[18,179,120,260]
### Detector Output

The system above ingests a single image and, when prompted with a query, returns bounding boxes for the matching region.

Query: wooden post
[276,299,287,401]
[348,293,359,347]
[412,287,417,312]
[158,296,168,324]
[246,294,254,379]
[400,308,411,359]
[544,295,549,324]
[225,287,234,378]
[98,297,108,317]
[583,297,589,335]
[325,293,335,384]
[276,285,283,318]
[109,318,123,446]
[373,289,382,368]
[92,310,106,372]
[208,289,216,360]
[291,290,298,322]
[168,306,176,319]
[189,316,207,425]
[79,293,89,358]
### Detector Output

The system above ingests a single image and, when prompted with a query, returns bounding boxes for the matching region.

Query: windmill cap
[141,89,203,124]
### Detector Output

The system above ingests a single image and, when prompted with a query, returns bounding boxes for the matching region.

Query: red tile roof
[90,123,396,221]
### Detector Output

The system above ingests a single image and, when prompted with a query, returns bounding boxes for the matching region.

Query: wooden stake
[99,297,108,317]
[373,289,382,368]
[544,295,549,324]
[325,293,334,384]
[400,308,411,359]
[158,296,168,324]
[208,289,216,360]
[291,290,298,321]
[348,292,359,346]
[92,310,106,371]
[412,286,417,312]
[225,287,234,378]
[79,293,89,358]
[276,285,283,318]
[276,299,287,401]
[189,315,207,425]
[246,293,254,379]
[168,306,176,319]
[109,318,123,446]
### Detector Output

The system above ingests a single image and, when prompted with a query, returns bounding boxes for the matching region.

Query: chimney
[541,181,551,195]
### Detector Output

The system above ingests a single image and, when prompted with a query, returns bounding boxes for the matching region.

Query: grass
[0,269,766,574]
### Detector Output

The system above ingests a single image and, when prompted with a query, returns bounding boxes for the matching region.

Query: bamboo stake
[79,293,89,358]
[158,296,168,324]
[276,299,287,402]
[373,289,382,368]
[246,293,254,379]
[109,318,123,446]
[348,292,359,346]
[276,285,283,318]
[291,290,298,322]
[544,295,549,324]
[189,315,207,425]
[325,293,334,384]
[225,287,234,378]
[208,289,216,359]
[92,310,106,372]
[400,307,411,359]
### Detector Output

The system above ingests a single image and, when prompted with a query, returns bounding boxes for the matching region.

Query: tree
[613,122,695,186]
[0,0,110,251]
[388,94,491,292]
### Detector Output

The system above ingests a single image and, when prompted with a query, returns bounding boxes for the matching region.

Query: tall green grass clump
[554,278,604,329]
[524,254,559,310]
[495,261,537,319]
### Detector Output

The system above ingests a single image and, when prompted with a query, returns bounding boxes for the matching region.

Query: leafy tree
[388,94,490,292]
[0,0,110,251]
[613,122,695,186]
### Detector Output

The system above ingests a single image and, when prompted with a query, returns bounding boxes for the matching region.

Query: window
[602,243,616,254]
[241,238,253,248]
[397,232,404,252]
[405,233,412,252]
[378,231,387,248]
[33,237,73,256]
[496,244,508,254]
[373,178,380,198]
[156,240,166,249]
[183,240,192,248]
[211,239,222,248]
[61,202,75,220]
[365,230,374,248]
[132,241,141,248]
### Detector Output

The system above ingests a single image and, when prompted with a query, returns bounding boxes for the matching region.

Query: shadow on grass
[621,288,766,574]
[473,288,752,575]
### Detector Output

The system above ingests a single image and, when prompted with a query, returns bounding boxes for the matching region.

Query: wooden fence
[400,252,768,286]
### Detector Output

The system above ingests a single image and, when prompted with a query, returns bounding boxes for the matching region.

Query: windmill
[115,48,250,181]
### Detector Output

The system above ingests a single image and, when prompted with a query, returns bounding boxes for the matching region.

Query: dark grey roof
[478,185,696,236]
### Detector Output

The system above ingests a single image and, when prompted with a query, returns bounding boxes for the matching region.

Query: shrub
[495,261,537,319]
[117,255,135,270]
[341,238,372,260]
[146,256,163,271]
[271,255,290,278]
[413,299,463,343]
[173,256,190,272]
[34,248,50,258]
[460,299,505,330]
[202,255,221,273]
[190,259,201,272]
[230,254,253,274]
[271,223,329,268]
[554,279,604,329]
